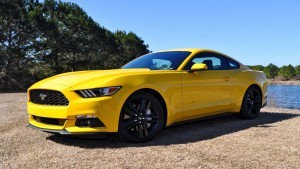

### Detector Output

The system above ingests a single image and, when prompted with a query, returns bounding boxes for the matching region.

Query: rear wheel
[240,86,262,119]
[118,92,164,142]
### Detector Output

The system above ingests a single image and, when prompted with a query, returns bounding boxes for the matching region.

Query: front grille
[30,89,69,106]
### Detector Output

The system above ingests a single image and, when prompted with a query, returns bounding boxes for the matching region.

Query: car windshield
[122,51,191,70]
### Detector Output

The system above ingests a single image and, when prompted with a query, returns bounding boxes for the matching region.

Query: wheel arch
[129,88,168,127]
[233,81,265,113]
[240,83,263,111]
[239,83,263,119]
[248,83,263,105]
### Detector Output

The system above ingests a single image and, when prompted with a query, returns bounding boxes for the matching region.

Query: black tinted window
[122,51,191,70]
[226,58,240,69]
[184,52,240,70]
[184,52,226,70]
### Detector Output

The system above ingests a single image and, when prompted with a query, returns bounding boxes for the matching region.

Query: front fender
[109,73,182,128]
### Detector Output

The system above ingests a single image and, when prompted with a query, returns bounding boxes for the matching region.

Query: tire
[118,92,165,143]
[239,86,262,119]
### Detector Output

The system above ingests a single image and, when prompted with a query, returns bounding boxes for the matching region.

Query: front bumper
[27,84,124,134]
[27,123,72,135]
[27,124,113,135]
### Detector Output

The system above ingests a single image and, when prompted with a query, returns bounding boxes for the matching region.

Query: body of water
[267,85,300,109]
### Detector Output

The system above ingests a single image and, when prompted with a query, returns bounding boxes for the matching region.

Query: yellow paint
[27,48,267,134]
[191,63,208,71]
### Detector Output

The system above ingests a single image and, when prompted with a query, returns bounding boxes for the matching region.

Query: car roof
[157,48,230,56]
[157,48,205,53]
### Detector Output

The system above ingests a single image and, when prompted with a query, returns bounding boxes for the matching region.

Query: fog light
[75,114,105,127]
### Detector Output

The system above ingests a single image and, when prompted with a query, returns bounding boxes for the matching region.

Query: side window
[184,52,240,70]
[184,52,225,70]
[192,57,221,70]
[152,59,172,70]
[227,59,240,69]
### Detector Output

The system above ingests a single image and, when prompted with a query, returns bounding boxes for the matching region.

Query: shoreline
[268,79,300,85]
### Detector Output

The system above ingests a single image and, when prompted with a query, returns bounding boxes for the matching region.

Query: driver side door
[181,52,235,119]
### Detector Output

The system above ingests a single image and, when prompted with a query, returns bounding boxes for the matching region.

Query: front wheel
[118,92,165,142]
[239,86,262,119]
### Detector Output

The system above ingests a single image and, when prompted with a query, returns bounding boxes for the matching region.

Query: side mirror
[189,63,208,72]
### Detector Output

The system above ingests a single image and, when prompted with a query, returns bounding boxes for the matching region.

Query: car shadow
[46,112,299,148]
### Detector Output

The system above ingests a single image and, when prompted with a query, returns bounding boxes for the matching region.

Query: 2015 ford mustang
[27,48,268,142]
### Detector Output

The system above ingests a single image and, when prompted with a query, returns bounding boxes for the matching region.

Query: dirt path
[1,93,299,168]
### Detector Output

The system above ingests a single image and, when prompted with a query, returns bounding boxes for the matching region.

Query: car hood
[32,68,152,89]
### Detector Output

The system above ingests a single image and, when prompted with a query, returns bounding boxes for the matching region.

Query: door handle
[224,77,230,81]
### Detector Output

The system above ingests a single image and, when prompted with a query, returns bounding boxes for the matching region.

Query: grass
[1,93,300,168]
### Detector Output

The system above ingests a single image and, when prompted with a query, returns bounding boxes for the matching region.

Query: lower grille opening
[75,118,105,127]
[33,116,66,126]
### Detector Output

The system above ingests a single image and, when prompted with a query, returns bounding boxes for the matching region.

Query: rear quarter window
[227,59,240,69]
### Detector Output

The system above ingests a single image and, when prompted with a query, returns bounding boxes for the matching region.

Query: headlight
[76,87,121,98]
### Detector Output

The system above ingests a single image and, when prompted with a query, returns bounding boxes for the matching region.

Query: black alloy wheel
[118,92,164,142]
[240,86,262,119]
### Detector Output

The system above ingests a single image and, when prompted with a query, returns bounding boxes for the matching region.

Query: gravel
[1,93,299,168]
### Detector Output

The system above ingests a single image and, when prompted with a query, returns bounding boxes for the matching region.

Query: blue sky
[61,0,300,67]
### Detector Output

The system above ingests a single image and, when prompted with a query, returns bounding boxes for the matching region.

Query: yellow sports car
[27,48,268,142]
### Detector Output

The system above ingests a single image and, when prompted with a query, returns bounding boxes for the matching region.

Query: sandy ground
[0,93,300,169]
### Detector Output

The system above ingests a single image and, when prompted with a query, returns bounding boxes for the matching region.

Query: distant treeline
[248,64,300,80]
[0,0,149,91]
